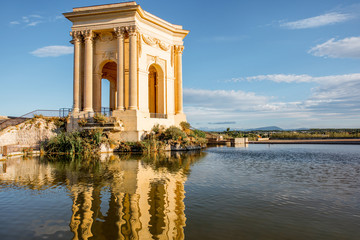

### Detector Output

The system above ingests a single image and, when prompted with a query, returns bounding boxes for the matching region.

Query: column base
[83,108,93,112]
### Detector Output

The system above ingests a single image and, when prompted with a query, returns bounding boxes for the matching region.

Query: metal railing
[73,107,113,119]
[59,108,72,118]
[150,113,167,119]
[0,109,61,131]
[97,107,112,116]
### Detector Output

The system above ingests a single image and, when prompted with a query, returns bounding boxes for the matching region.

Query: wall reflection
[0,151,205,240]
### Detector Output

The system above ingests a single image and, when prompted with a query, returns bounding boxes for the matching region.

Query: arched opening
[148,64,165,117]
[101,61,117,114]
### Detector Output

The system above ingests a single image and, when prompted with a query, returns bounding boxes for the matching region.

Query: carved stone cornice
[174,45,184,54]
[141,34,170,51]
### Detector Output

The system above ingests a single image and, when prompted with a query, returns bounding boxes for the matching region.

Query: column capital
[114,27,126,39]
[82,29,94,41]
[174,45,184,54]
[70,31,82,43]
[126,25,139,37]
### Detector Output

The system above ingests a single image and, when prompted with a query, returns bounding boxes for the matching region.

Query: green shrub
[164,126,186,141]
[93,113,108,125]
[44,129,105,156]
[193,129,206,138]
[179,121,191,131]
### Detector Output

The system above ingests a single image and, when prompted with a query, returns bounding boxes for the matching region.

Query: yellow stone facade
[64,2,189,141]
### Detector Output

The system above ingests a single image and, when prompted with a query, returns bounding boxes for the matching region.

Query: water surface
[0,144,359,239]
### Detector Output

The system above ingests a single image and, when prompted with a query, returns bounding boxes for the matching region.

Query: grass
[44,129,104,157]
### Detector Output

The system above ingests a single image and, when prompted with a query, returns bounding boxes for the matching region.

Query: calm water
[0,144,359,240]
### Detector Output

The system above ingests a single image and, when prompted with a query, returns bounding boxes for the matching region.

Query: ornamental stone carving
[99,32,114,42]
[174,45,184,54]
[102,51,116,60]
[82,30,93,41]
[70,31,82,42]
[142,34,156,46]
[127,25,138,36]
[141,34,170,51]
[114,26,126,38]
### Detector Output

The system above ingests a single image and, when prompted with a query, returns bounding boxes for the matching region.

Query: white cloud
[280,12,352,29]
[27,21,42,27]
[30,46,73,57]
[185,73,360,128]
[309,37,360,58]
[10,14,62,27]
[230,73,360,84]
[54,15,64,20]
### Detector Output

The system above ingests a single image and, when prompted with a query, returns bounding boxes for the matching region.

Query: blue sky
[0,0,359,129]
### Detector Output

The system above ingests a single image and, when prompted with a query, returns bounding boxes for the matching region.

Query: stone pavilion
[63,2,189,141]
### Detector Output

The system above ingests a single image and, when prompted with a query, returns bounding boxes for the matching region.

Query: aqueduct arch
[64,2,189,141]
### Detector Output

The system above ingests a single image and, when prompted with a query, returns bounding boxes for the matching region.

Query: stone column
[174,45,184,114]
[83,30,94,112]
[128,26,138,110]
[114,27,125,111]
[110,80,116,110]
[70,31,82,113]
[93,73,102,112]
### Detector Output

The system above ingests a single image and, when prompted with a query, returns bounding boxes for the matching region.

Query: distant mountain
[285,128,310,131]
[197,126,313,132]
[244,126,283,131]
[198,127,227,132]
[198,126,284,132]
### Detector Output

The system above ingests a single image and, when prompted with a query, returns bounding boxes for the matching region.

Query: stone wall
[0,119,58,147]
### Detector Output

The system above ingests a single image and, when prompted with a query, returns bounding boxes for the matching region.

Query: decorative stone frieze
[142,34,170,51]
[99,32,114,42]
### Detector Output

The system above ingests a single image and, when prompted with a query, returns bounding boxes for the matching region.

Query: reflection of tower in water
[68,154,190,240]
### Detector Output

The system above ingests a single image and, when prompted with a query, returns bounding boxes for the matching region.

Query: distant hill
[197,126,313,132]
[244,126,283,131]
[198,126,284,132]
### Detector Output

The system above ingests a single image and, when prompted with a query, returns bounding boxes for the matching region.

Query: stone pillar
[70,31,82,113]
[83,30,94,112]
[114,27,125,110]
[128,26,138,110]
[93,73,102,112]
[110,80,116,110]
[174,45,184,114]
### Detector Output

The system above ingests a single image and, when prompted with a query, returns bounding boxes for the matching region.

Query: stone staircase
[82,122,123,132]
